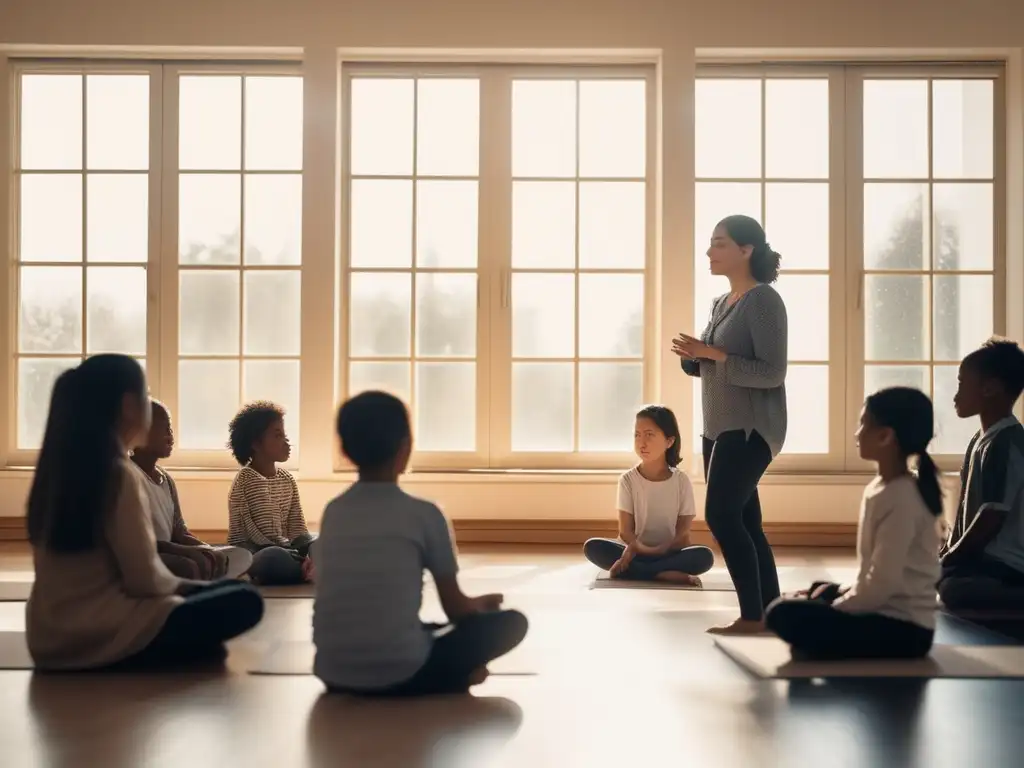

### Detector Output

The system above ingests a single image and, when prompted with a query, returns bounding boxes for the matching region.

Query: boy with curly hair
[226,401,315,585]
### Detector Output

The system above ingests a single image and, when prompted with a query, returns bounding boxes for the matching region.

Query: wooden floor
[0,545,1022,768]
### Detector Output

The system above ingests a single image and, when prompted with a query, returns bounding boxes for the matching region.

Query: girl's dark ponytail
[914,450,943,518]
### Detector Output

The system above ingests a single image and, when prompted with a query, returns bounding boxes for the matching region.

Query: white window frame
[693,65,848,475]
[338,63,656,472]
[844,63,1006,474]
[694,62,1005,476]
[159,62,304,471]
[6,59,163,469]
[5,59,307,471]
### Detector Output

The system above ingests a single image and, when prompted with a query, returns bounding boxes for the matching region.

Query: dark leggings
[113,581,264,669]
[703,431,780,620]
[766,582,934,660]
[938,557,1024,612]
[246,533,318,586]
[331,610,529,697]
[583,538,715,579]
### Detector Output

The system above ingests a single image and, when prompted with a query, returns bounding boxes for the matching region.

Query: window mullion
[480,69,512,467]
[145,64,164,397]
[843,67,867,471]
[157,66,181,424]
[0,55,11,466]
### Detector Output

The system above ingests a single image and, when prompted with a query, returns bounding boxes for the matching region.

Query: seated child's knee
[937,577,978,610]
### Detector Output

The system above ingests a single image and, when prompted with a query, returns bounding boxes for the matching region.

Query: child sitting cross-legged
[131,399,253,580]
[765,387,943,660]
[313,391,528,696]
[939,338,1024,613]
[226,402,316,586]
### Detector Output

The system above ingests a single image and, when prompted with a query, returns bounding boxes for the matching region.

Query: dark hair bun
[750,242,781,284]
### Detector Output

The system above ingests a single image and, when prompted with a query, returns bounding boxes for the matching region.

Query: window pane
[512,80,576,178]
[579,80,645,178]
[865,275,928,361]
[244,271,300,356]
[178,359,239,449]
[415,273,476,357]
[782,365,829,454]
[695,79,761,178]
[19,266,82,353]
[244,360,301,451]
[20,174,82,262]
[933,183,993,271]
[775,275,828,361]
[765,183,828,270]
[578,182,645,269]
[179,76,240,170]
[863,80,928,179]
[934,275,993,362]
[933,80,993,179]
[87,75,149,170]
[934,365,978,455]
[350,179,412,268]
[865,365,929,398]
[578,362,642,451]
[512,273,575,358]
[179,174,241,265]
[244,175,301,265]
[512,181,575,269]
[415,363,475,451]
[18,358,78,449]
[350,78,413,176]
[179,270,240,355]
[20,74,82,170]
[416,79,479,176]
[765,79,829,179]
[578,274,643,358]
[245,76,303,171]
[88,175,148,263]
[512,363,574,452]
[416,180,478,268]
[86,266,146,354]
[694,183,761,327]
[349,273,410,357]
[349,361,411,402]
[864,183,928,270]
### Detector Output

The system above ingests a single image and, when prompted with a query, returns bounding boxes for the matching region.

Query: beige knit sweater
[27,457,183,670]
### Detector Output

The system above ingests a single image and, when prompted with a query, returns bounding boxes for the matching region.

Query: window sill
[0,466,959,485]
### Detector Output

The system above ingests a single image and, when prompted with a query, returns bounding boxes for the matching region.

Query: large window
[173,72,304,457]
[10,63,303,467]
[14,68,153,450]
[696,66,1001,470]
[342,68,652,469]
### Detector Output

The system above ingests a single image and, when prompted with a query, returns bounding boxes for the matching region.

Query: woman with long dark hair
[26,354,263,670]
[673,215,788,635]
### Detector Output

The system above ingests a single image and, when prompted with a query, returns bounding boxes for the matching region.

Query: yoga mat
[248,640,536,677]
[0,631,33,669]
[714,635,1024,679]
[591,570,735,592]
[0,581,32,602]
[256,583,316,599]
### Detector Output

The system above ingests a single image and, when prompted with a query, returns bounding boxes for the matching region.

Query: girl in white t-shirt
[583,405,715,585]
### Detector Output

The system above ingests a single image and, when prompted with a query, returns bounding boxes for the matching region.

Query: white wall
[0,0,1015,528]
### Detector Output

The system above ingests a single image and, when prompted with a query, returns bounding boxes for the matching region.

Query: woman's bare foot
[654,571,702,587]
[705,617,766,635]
[467,666,490,686]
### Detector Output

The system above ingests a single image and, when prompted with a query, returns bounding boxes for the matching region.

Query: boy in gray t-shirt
[940,339,1024,613]
[312,391,528,695]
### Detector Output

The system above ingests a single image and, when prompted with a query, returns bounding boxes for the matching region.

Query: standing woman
[672,214,788,635]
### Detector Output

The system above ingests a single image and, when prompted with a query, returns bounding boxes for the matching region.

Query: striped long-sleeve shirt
[227,467,309,548]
